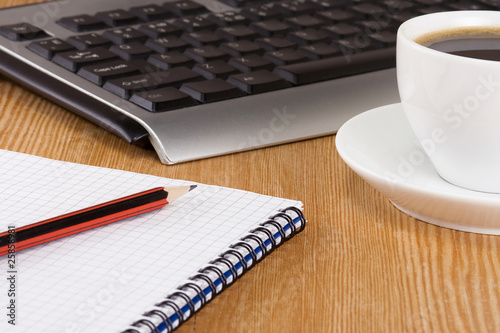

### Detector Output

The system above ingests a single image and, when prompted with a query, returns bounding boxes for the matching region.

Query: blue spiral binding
[125,206,306,333]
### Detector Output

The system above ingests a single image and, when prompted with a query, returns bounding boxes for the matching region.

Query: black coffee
[415,27,500,61]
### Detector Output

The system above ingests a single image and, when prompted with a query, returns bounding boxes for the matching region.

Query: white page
[0,150,301,332]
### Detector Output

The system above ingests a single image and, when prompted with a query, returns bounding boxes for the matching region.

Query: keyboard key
[173,16,216,32]
[77,60,142,85]
[317,10,356,23]
[52,47,119,72]
[368,31,397,47]
[306,0,347,9]
[181,31,224,47]
[164,0,208,16]
[180,78,245,102]
[333,35,379,53]
[298,43,340,59]
[0,23,48,41]
[103,28,148,45]
[67,33,112,50]
[216,25,260,41]
[351,3,386,17]
[285,15,325,29]
[95,9,139,27]
[129,59,160,73]
[207,12,250,26]
[275,1,315,16]
[382,0,415,11]
[255,37,296,51]
[193,60,240,79]
[321,23,359,38]
[264,49,309,65]
[110,42,154,61]
[273,47,395,85]
[130,87,198,112]
[145,36,189,53]
[250,20,292,37]
[130,5,173,21]
[417,5,448,14]
[146,36,189,53]
[147,52,195,69]
[477,0,500,5]
[227,70,291,94]
[28,39,75,59]
[414,0,447,4]
[228,54,274,72]
[447,1,490,10]
[218,0,255,7]
[391,11,419,25]
[138,22,182,38]
[287,29,330,45]
[220,40,264,57]
[57,15,107,32]
[241,6,284,21]
[356,20,394,33]
[103,67,202,98]
[184,45,230,63]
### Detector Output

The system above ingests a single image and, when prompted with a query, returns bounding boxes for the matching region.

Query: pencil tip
[189,185,197,191]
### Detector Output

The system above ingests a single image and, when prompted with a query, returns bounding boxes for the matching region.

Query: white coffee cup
[397,11,500,193]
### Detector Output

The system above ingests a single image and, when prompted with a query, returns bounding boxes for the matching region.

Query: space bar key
[273,47,396,85]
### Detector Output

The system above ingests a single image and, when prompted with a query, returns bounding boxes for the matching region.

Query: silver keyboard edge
[0,0,401,164]
[147,68,399,164]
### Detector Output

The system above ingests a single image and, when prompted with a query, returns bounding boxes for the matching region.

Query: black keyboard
[0,0,496,163]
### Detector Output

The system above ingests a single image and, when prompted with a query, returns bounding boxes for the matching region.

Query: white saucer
[336,103,500,235]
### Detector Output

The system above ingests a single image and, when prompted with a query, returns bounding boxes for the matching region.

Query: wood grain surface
[1,1,500,332]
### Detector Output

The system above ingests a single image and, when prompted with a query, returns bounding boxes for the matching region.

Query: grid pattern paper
[0,150,302,332]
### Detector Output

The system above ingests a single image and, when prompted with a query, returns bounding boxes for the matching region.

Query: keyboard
[0,0,495,164]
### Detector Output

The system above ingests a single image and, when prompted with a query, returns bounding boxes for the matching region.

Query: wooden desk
[2,1,500,332]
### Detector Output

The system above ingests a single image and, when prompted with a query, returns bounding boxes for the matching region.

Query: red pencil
[0,185,196,256]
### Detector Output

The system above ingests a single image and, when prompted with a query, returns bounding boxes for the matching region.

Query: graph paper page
[0,150,302,332]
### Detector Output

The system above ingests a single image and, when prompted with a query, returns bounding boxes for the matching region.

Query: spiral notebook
[0,149,305,332]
